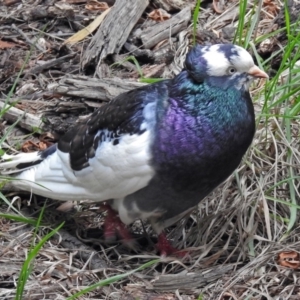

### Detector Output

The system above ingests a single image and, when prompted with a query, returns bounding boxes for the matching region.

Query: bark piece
[0,101,44,132]
[81,0,149,69]
[206,5,239,30]
[152,265,234,291]
[124,42,154,60]
[54,75,146,101]
[21,4,76,21]
[140,6,191,49]
[25,53,76,76]
[152,0,189,12]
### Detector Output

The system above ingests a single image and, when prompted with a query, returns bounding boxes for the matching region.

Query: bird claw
[156,232,187,258]
[101,204,187,256]
[101,203,135,247]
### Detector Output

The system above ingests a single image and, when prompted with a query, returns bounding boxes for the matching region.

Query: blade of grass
[244,0,261,48]
[234,0,248,45]
[15,208,64,300]
[65,259,160,300]
[0,212,37,226]
[281,1,298,236]
[192,0,201,45]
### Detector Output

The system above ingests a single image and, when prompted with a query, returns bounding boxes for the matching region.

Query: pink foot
[100,204,134,246]
[156,232,187,257]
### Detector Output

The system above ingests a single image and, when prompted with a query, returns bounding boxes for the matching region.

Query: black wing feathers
[58,82,168,171]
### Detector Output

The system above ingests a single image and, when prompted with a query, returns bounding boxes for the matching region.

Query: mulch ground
[1,0,300,299]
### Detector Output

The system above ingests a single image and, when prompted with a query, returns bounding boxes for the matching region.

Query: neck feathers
[152,71,255,169]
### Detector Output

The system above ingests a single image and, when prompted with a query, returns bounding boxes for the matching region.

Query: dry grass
[1,0,300,299]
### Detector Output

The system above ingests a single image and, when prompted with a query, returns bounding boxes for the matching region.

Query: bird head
[185,44,268,91]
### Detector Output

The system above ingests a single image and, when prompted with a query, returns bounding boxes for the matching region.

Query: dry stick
[28,25,65,41]
[11,24,45,52]
[54,76,145,101]
[0,101,44,132]
[152,265,234,291]
[24,53,76,78]
[124,42,154,59]
[140,6,191,49]
[53,228,108,269]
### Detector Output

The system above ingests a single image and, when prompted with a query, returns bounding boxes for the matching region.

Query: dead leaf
[56,201,74,212]
[39,132,57,144]
[86,0,109,11]
[21,140,50,152]
[213,0,224,14]
[263,0,280,18]
[38,142,48,150]
[3,0,20,6]
[277,251,300,269]
[64,7,111,44]
[0,40,17,49]
[148,8,171,22]
[21,140,40,152]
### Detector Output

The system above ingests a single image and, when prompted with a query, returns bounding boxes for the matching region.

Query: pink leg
[156,232,186,257]
[101,204,133,244]
[100,204,185,256]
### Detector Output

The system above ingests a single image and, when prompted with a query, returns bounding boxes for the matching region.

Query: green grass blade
[234,0,248,45]
[192,0,201,45]
[0,213,37,226]
[15,221,65,300]
[65,259,160,300]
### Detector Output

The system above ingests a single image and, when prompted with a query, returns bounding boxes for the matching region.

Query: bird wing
[1,82,169,201]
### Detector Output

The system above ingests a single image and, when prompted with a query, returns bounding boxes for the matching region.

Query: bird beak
[248,65,269,79]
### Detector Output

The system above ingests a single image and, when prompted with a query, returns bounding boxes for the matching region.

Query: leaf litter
[0,0,300,299]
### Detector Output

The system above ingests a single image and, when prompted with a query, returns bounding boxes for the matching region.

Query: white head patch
[201,44,255,77]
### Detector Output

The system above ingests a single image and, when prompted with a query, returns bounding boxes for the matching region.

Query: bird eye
[227,67,236,75]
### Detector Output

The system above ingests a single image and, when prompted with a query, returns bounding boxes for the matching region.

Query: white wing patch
[0,152,42,172]
[13,131,155,201]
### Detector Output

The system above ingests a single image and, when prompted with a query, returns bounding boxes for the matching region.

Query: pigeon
[0,44,268,255]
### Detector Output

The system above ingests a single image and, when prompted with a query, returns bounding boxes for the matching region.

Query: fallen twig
[11,24,45,52]
[0,101,44,132]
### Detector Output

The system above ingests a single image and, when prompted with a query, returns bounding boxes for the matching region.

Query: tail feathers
[0,152,42,175]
